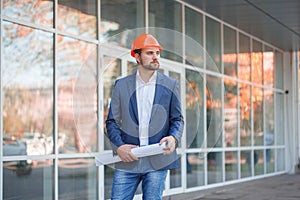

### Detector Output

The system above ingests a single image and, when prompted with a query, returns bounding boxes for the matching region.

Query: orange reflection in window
[252,52,263,84]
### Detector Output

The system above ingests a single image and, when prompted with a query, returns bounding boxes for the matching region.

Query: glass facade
[0,1,288,199]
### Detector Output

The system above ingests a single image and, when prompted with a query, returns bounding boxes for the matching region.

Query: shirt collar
[136,70,157,84]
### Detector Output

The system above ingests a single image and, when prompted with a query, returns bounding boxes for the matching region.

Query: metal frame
[0,0,291,199]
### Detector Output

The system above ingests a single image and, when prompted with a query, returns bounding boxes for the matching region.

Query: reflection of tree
[185,70,203,148]
[3,87,53,138]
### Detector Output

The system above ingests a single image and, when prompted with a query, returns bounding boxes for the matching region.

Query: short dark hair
[133,49,141,55]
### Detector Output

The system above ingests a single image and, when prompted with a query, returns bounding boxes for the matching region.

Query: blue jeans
[111,169,167,200]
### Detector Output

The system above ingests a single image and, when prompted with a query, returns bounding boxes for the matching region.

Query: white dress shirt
[136,71,157,146]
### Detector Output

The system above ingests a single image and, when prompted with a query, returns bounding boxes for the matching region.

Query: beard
[141,60,160,71]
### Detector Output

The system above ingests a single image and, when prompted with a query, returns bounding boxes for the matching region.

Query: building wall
[0,0,289,199]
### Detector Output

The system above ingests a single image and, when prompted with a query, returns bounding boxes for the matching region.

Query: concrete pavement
[164,174,300,200]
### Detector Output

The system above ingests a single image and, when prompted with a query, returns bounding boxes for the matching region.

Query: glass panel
[187,153,204,188]
[225,151,238,181]
[264,89,274,146]
[254,150,264,175]
[207,152,223,184]
[238,33,251,81]
[169,71,181,94]
[57,36,97,153]
[275,51,284,89]
[252,40,263,84]
[266,149,275,173]
[101,0,144,44]
[3,0,53,28]
[170,158,182,188]
[3,159,53,199]
[224,78,238,147]
[207,75,222,148]
[185,6,203,68]
[186,69,204,148]
[223,26,237,77]
[253,86,263,146]
[240,150,251,178]
[276,148,285,172]
[206,17,221,72]
[58,0,97,39]
[3,22,54,155]
[275,92,284,145]
[104,166,114,199]
[149,0,182,62]
[263,46,274,87]
[58,158,97,199]
[240,83,251,146]
[127,61,137,75]
[103,56,122,150]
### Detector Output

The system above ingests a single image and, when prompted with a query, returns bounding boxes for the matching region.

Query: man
[106,33,184,200]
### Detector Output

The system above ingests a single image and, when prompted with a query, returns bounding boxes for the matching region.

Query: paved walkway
[164,173,300,200]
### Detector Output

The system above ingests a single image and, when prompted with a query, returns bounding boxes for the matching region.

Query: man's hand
[116,144,139,162]
[160,136,177,155]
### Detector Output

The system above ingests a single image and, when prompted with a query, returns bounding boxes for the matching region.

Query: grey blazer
[106,72,184,171]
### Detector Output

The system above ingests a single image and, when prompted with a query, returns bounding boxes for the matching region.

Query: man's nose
[153,53,159,59]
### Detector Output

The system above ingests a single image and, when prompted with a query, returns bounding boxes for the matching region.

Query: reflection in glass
[266,149,275,173]
[57,36,97,153]
[58,0,97,39]
[3,0,53,27]
[170,159,182,189]
[264,89,274,146]
[240,150,252,178]
[276,149,285,172]
[275,92,284,145]
[3,22,53,155]
[104,166,114,199]
[58,158,97,199]
[187,153,204,188]
[127,61,137,75]
[263,46,274,87]
[253,86,263,146]
[254,150,264,176]
[101,0,144,44]
[239,83,251,146]
[223,26,237,77]
[186,69,204,148]
[225,151,238,181]
[149,0,182,62]
[275,51,284,89]
[206,17,221,72]
[224,78,238,147]
[207,152,222,184]
[3,160,53,199]
[252,40,263,84]
[207,75,222,148]
[238,33,251,81]
[185,6,203,68]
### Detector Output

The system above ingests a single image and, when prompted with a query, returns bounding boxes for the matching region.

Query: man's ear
[134,53,141,64]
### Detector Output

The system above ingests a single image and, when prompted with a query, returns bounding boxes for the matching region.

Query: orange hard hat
[131,33,163,57]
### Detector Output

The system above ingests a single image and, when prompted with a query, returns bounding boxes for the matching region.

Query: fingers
[116,144,138,162]
[160,136,176,155]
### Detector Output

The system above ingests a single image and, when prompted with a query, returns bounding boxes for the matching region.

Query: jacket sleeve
[169,80,184,146]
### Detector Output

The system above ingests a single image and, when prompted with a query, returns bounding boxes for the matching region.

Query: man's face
[137,48,160,71]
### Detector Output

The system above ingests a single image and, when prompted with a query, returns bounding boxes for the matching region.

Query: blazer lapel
[127,74,139,125]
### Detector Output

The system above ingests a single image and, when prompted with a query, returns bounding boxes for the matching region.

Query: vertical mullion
[203,14,208,186]
[54,1,59,200]
[181,3,187,191]
[0,0,3,198]
[236,31,241,179]
[97,1,104,199]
